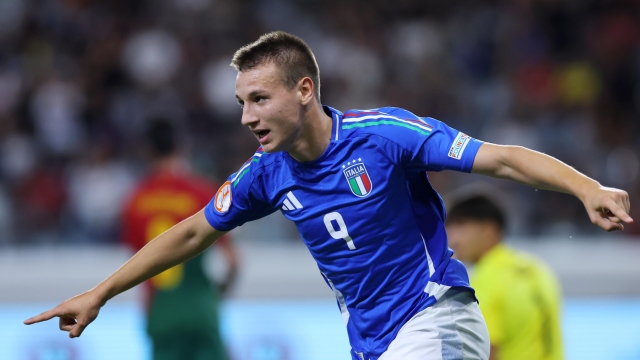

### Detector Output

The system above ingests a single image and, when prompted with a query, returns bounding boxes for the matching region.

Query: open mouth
[257,130,270,140]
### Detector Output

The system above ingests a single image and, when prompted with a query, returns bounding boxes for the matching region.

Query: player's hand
[23,290,103,338]
[582,186,633,231]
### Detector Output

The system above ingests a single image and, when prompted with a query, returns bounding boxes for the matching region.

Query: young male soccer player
[25,31,632,360]
[446,194,563,360]
[122,119,237,360]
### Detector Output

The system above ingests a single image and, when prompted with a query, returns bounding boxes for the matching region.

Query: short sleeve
[204,157,276,231]
[377,107,483,172]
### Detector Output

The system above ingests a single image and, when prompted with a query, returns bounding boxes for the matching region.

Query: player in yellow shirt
[446,194,563,360]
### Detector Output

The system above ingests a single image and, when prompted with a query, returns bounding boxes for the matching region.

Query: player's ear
[298,77,314,105]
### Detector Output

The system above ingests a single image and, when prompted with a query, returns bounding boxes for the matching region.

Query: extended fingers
[24,308,60,325]
[605,198,633,224]
[589,208,623,232]
[623,192,631,217]
[24,292,100,339]
[606,222,624,232]
[591,215,623,231]
[626,197,631,214]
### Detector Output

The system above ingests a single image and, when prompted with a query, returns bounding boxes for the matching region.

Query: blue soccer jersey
[204,106,484,359]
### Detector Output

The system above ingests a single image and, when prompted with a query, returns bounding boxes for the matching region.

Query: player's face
[236,62,304,153]
[446,220,494,264]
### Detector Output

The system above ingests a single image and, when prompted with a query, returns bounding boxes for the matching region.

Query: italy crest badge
[343,158,372,197]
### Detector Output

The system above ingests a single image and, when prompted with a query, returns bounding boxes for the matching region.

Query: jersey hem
[203,209,235,232]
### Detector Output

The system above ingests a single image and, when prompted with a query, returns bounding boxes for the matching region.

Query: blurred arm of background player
[472,143,633,232]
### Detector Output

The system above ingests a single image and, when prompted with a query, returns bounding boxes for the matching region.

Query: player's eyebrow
[237,90,268,102]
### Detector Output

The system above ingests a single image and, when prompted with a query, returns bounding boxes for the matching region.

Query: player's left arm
[471,143,632,231]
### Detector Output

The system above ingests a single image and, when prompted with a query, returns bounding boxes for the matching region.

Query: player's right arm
[472,143,632,231]
[23,209,225,338]
[365,108,632,232]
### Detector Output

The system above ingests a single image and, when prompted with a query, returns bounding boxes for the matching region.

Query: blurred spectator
[13,161,66,244]
[446,193,564,360]
[0,185,14,244]
[0,133,37,183]
[66,137,136,243]
[0,69,22,115]
[201,58,242,118]
[30,79,86,157]
[122,30,182,89]
[0,0,25,40]
[122,119,238,360]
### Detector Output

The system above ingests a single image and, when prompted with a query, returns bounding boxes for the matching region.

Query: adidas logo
[281,191,303,211]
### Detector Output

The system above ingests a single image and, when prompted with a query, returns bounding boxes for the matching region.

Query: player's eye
[237,100,244,108]
[255,96,265,103]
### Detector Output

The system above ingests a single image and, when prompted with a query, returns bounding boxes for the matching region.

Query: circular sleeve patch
[214,181,232,213]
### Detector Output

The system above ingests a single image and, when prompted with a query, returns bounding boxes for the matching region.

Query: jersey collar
[323,105,343,142]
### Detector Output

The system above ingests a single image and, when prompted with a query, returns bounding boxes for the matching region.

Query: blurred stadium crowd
[0,0,638,244]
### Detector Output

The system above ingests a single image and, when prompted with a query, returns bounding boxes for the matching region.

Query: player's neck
[287,104,333,162]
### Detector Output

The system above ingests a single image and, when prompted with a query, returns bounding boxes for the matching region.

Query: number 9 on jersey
[323,212,356,250]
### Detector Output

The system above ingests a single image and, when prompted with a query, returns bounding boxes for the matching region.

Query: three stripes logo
[281,191,303,211]
[342,158,372,197]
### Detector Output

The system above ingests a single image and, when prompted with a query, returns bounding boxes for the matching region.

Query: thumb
[69,317,90,338]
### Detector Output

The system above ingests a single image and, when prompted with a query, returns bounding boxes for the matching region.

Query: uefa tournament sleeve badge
[214,181,232,213]
[342,158,373,197]
[448,132,471,160]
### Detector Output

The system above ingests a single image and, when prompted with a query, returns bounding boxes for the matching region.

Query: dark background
[0,0,638,244]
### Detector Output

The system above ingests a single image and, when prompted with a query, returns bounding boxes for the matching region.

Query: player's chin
[260,141,280,153]
[263,137,289,153]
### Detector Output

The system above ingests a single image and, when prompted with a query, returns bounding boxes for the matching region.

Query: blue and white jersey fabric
[204,106,484,359]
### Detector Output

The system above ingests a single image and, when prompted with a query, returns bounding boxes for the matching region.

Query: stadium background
[0,0,639,359]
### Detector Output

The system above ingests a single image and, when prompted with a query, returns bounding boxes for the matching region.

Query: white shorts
[378,288,490,360]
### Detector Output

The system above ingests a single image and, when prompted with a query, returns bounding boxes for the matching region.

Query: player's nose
[240,105,259,127]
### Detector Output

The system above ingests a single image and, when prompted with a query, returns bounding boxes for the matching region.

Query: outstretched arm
[472,143,633,231]
[24,209,225,337]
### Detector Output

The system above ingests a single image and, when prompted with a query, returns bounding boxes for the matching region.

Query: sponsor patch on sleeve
[214,181,232,213]
[448,132,471,160]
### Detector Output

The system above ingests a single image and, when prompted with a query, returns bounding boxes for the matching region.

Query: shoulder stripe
[231,150,263,186]
[344,111,381,117]
[345,111,434,127]
[231,164,250,185]
[240,149,264,166]
[342,114,434,133]
[342,120,431,136]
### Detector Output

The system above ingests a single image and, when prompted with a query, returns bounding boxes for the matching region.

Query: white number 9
[323,212,356,250]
